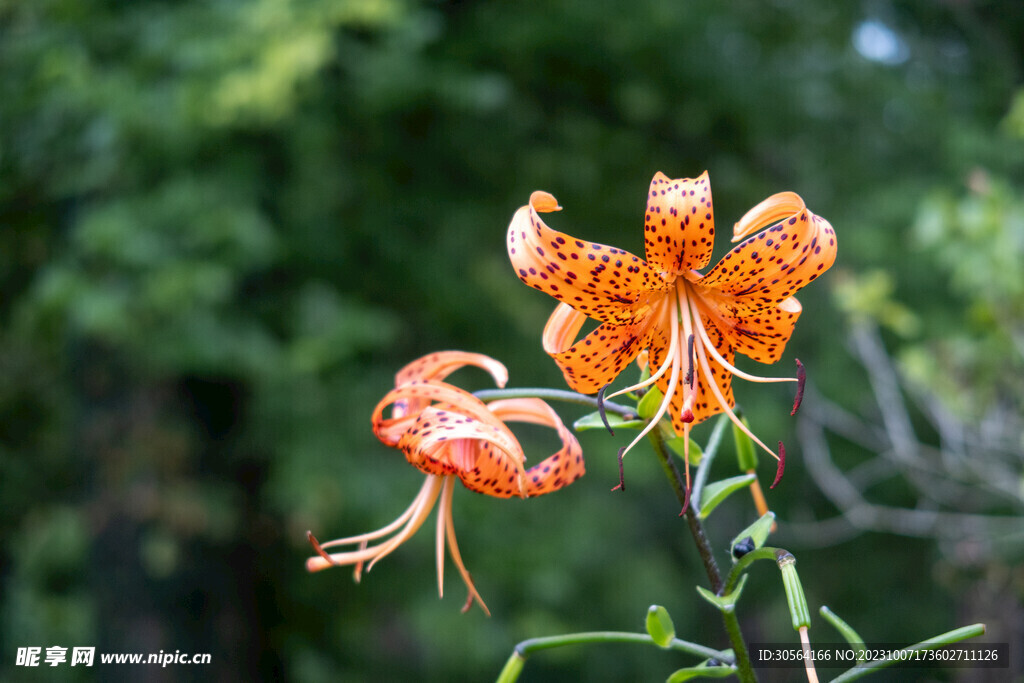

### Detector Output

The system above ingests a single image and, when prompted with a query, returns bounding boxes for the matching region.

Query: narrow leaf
[573,411,644,432]
[666,436,704,466]
[636,385,665,420]
[697,473,756,519]
[666,662,735,682]
[820,606,866,657]
[731,417,757,471]
[695,574,748,613]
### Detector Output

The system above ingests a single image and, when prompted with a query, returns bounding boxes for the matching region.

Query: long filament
[318,476,435,548]
[364,475,444,571]
[693,333,780,461]
[442,476,490,616]
[615,300,681,459]
[435,476,449,597]
[604,297,675,400]
[687,294,795,385]
[676,284,697,506]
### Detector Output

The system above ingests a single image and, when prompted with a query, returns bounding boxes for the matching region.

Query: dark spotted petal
[644,171,715,276]
[508,192,669,325]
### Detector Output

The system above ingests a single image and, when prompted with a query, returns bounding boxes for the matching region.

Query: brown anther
[678,483,692,517]
[683,334,696,388]
[461,587,476,613]
[770,441,786,489]
[611,446,627,491]
[307,531,341,567]
[791,359,806,416]
[597,384,614,435]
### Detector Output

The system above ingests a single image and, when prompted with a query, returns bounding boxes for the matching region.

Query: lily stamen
[676,283,697,423]
[439,476,490,615]
[307,475,444,575]
[603,298,677,402]
[317,474,439,551]
[609,300,682,473]
[687,294,797,386]
[694,337,781,462]
[791,359,806,415]
[683,333,696,389]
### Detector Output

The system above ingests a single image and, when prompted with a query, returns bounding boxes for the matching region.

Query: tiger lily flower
[507,172,836,494]
[306,351,584,615]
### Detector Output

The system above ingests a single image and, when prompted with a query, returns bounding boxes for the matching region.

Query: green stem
[819,606,866,655]
[496,631,732,683]
[647,427,759,683]
[473,387,636,417]
[648,431,722,591]
[723,547,779,596]
[519,631,730,660]
[828,623,987,682]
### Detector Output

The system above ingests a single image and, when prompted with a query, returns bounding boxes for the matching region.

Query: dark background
[1,0,1022,680]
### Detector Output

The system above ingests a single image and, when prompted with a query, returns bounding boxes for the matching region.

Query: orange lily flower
[306,351,584,615]
[507,172,836,491]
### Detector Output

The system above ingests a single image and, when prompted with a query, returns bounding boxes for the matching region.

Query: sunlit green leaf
[666,661,735,682]
[665,436,703,466]
[636,386,665,420]
[695,575,748,613]
[645,605,676,647]
[731,417,757,472]
[573,411,645,432]
[697,474,756,519]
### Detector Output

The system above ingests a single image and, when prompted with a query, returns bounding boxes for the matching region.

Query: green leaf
[820,606,866,657]
[697,474,756,519]
[695,574,748,613]
[573,411,645,432]
[645,605,676,647]
[666,661,735,681]
[731,417,757,471]
[665,435,703,466]
[636,385,665,419]
[729,512,776,561]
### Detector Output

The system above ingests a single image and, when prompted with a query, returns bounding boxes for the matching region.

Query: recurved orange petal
[396,406,526,496]
[542,301,658,394]
[644,171,715,277]
[699,192,837,304]
[394,351,509,388]
[693,294,802,364]
[389,352,508,419]
[487,398,585,497]
[457,441,528,499]
[727,296,802,364]
[373,381,507,447]
[508,192,668,325]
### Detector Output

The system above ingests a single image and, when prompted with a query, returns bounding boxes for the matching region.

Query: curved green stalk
[829,624,986,682]
[820,606,866,656]
[723,547,779,596]
[495,631,732,683]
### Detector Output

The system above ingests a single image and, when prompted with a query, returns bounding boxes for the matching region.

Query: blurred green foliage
[1,0,1023,680]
